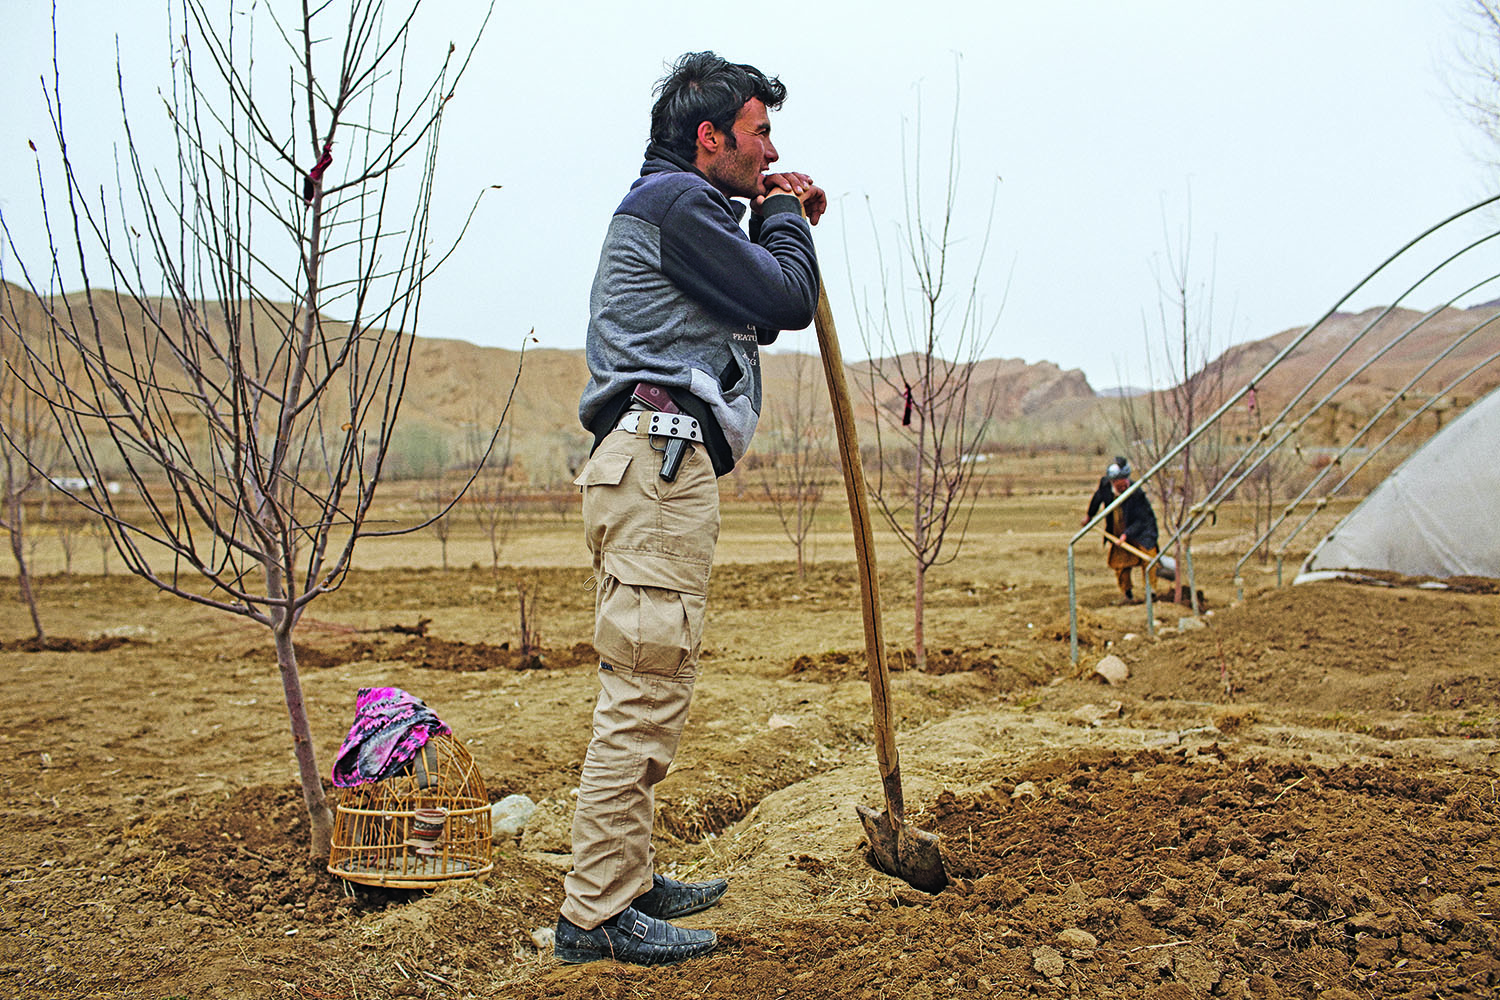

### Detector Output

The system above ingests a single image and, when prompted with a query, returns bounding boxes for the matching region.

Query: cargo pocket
[595,574,706,679]
[573,450,632,491]
[580,435,714,678]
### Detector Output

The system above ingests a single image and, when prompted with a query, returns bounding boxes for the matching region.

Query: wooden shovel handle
[1099,527,1156,564]
[812,281,903,814]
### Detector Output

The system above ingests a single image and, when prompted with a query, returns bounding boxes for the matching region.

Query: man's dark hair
[649,51,787,160]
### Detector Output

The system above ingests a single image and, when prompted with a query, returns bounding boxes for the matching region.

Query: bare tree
[1116,204,1232,601]
[55,506,86,575]
[757,350,829,580]
[89,517,111,577]
[422,488,456,571]
[472,431,519,573]
[0,2,494,856]
[1236,388,1302,565]
[0,298,63,640]
[849,79,1002,671]
[1456,1,1500,172]
[515,576,542,669]
[546,483,576,524]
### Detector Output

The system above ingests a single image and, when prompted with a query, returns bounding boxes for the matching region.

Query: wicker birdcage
[327,732,494,888]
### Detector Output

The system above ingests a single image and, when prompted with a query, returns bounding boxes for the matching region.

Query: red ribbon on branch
[303,141,334,205]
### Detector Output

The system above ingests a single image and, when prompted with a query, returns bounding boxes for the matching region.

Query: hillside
[1203,305,1500,427]
[401,302,1500,475]
[399,344,1099,463]
[7,280,1498,482]
[0,280,1100,482]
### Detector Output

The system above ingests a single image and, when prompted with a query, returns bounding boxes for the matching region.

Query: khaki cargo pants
[561,428,720,929]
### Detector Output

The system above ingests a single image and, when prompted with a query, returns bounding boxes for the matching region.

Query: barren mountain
[7,280,1497,481]
[1202,304,1500,419]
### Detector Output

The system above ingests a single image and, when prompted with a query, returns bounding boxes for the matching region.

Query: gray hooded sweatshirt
[578,145,819,476]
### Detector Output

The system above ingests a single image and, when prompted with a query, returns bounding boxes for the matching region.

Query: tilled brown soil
[4,545,1499,999]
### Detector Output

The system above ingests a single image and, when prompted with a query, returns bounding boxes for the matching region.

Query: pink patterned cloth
[330,687,450,788]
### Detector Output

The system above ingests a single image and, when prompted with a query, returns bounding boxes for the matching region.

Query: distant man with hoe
[1082,458,1160,604]
[555,51,826,965]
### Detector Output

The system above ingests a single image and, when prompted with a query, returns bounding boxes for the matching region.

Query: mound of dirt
[0,634,134,652]
[285,637,598,672]
[1126,582,1500,729]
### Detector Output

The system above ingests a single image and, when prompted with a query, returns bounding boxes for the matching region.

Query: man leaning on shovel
[554,51,826,966]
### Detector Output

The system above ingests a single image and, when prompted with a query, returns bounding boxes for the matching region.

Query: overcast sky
[2,0,1494,390]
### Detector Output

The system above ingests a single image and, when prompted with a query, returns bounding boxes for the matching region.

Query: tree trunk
[265,551,333,858]
[1261,480,1274,563]
[274,621,334,858]
[1171,539,1185,604]
[6,492,44,641]
[912,409,928,671]
[913,555,927,671]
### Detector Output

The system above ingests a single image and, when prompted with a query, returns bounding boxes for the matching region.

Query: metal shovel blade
[856,803,948,893]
